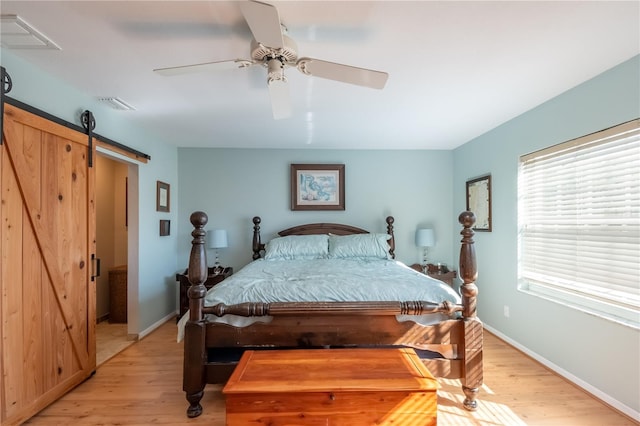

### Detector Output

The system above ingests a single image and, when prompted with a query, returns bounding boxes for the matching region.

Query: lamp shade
[208,229,228,249]
[415,228,435,247]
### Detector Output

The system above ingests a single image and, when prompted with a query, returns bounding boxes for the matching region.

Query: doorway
[95,152,137,365]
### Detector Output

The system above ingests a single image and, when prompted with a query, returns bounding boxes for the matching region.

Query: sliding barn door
[0,104,96,425]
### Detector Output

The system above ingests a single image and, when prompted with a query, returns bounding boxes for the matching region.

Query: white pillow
[264,234,329,260]
[328,233,391,259]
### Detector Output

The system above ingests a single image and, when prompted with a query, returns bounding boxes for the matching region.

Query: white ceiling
[1,1,638,150]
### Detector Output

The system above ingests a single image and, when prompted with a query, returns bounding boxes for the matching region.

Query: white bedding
[177,258,460,341]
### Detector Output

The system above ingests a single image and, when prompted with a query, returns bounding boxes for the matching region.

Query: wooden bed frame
[182,211,482,418]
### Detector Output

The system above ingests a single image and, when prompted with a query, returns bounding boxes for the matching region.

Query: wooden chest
[223,348,438,425]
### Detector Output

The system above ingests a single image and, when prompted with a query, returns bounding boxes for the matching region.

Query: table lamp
[415,228,435,274]
[208,229,228,271]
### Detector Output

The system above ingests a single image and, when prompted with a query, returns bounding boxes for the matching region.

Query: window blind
[518,119,640,327]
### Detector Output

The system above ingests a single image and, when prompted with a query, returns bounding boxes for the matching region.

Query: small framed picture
[156,181,170,212]
[159,219,170,236]
[466,174,492,232]
[291,164,345,211]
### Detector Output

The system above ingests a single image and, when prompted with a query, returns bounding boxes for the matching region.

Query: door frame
[96,147,140,339]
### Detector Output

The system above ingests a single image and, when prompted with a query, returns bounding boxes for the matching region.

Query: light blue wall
[1,49,180,334]
[453,55,640,415]
[177,149,457,270]
[4,43,638,416]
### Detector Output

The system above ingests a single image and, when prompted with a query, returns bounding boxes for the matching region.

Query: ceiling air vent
[98,97,136,111]
[0,15,61,50]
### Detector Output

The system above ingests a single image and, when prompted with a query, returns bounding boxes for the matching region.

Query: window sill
[518,280,640,331]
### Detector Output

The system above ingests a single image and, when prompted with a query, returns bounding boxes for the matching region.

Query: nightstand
[409,263,457,286]
[176,266,233,319]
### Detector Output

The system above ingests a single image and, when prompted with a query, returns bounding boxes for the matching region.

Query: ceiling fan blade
[240,0,284,49]
[268,79,292,120]
[297,58,388,90]
[154,59,252,76]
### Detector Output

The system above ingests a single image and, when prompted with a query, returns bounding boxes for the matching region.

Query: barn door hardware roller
[81,109,95,167]
[0,66,12,145]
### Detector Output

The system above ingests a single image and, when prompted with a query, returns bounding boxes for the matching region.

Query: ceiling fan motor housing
[250,34,298,65]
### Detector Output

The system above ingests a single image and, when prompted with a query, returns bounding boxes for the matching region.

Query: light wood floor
[26,319,638,425]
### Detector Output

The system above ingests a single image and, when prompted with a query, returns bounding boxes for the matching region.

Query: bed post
[183,211,208,418]
[385,216,395,259]
[252,216,262,260]
[458,211,483,411]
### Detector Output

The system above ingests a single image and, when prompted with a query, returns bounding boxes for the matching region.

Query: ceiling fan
[153,0,389,119]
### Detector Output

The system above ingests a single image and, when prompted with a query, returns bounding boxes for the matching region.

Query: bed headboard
[252,216,396,260]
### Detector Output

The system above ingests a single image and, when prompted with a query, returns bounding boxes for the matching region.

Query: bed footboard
[203,300,461,317]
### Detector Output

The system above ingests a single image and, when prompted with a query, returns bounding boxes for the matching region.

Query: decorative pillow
[264,234,329,260]
[328,233,391,259]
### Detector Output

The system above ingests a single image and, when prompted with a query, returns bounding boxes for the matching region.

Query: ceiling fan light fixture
[267,58,286,83]
[267,58,291,119]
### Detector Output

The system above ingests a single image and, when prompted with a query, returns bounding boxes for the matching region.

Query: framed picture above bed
[466,174,492,231]
[291,164,345,211]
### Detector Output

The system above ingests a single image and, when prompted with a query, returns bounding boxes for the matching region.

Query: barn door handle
[91,254,101,281]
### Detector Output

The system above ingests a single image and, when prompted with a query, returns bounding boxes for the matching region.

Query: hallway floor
[96,321,135,366]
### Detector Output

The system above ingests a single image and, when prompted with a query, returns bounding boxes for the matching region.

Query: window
[518,119,640,329]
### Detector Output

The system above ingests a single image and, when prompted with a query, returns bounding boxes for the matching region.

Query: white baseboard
[135,312,176,341]
[483,324,640,422]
